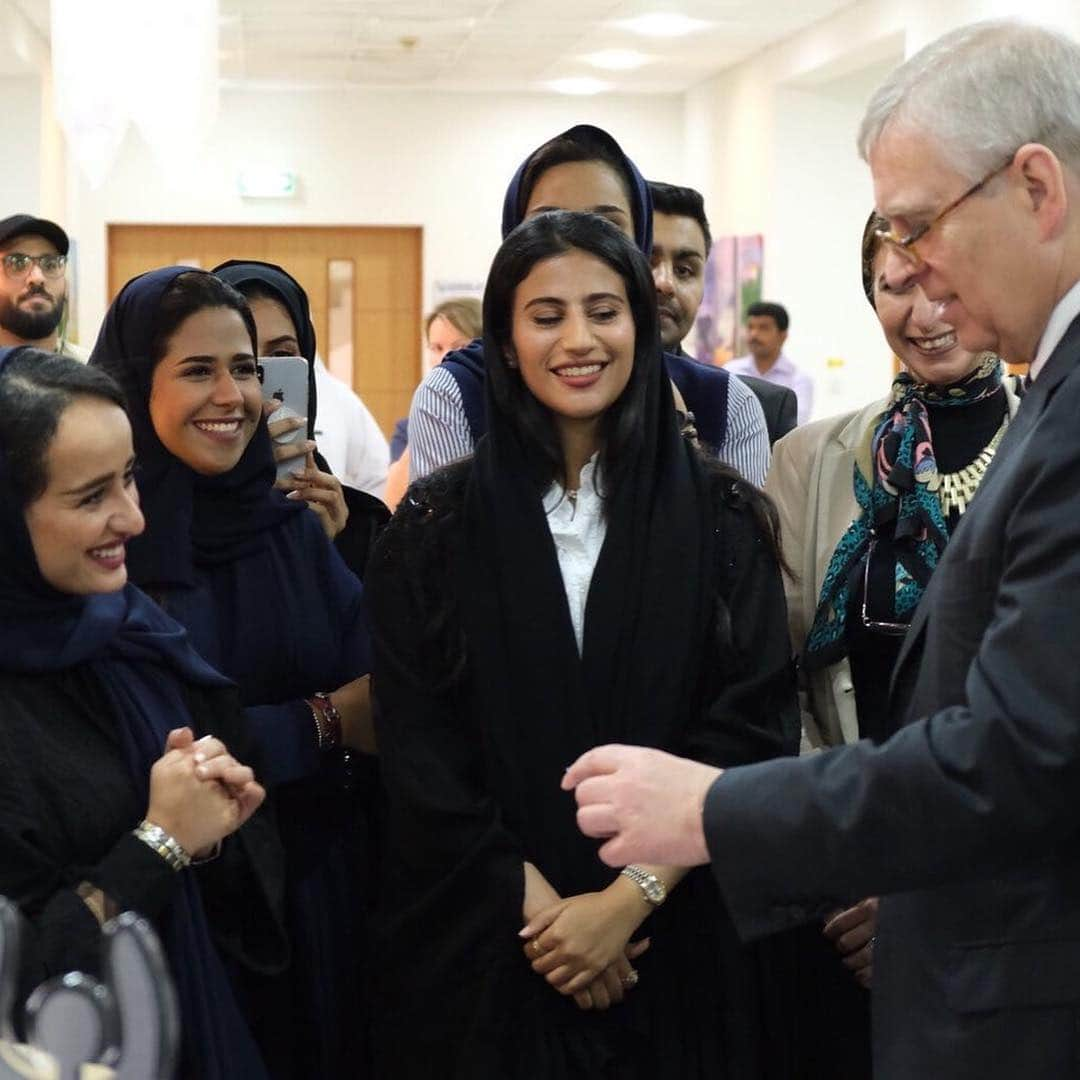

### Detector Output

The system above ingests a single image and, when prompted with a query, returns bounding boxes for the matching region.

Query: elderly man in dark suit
[564,19,1080,1079]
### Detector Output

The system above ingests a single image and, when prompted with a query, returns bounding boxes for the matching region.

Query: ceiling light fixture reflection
[582,49,652,71]
[616,12,711,38]
[547,77,611,95]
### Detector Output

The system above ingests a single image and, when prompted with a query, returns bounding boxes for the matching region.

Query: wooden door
[107,224,422,436]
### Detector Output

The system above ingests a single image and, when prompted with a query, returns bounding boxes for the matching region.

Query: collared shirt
[726,352,814,426]
[542,456,607,654]
[1030,277,1080,381]
[312,360,390,499]
[408,360,770,486]
[58,339,90,362]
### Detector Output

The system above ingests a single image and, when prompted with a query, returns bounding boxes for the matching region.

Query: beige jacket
[765,380,1023,750]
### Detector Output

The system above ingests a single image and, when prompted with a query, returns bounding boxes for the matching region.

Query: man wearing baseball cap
[0,213,87,360]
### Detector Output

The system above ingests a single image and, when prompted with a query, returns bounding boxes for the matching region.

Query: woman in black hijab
[88,267,374,1078]
[0,346,284,1079]
[213,258,390,574]
[367,212,798,1078]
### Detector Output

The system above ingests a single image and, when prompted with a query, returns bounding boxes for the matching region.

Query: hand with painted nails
[145,727,265,859]
[264,398,313,468]
[281,451,349,539]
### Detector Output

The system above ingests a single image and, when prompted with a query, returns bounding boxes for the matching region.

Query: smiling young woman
[147,304,262,477]
[366,211,798,1078]
[0,346,281,1079]
[89,267,376,1078]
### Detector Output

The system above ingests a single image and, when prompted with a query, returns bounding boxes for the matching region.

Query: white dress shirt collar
[1030,276,1080,381]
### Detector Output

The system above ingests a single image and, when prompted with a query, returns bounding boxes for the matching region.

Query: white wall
[682,0,1080,422]
[65,88,684,347]
[1,76,42,215]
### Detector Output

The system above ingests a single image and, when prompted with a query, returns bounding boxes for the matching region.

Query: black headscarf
[88,266,302,590]
[0,345,267,1078]
[213,259,318,439]
[458,214,712,895]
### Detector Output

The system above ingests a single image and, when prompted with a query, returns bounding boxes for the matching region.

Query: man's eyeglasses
[2,252,68,280]
[874,154,1015,266]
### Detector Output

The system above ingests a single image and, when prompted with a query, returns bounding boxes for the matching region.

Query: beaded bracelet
[133,820,192,872]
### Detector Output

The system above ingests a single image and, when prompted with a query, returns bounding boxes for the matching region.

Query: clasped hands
[146,726,265,860]
[519,880,650,1012]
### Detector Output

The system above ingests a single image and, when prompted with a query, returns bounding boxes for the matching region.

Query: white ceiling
[9,0,861,95]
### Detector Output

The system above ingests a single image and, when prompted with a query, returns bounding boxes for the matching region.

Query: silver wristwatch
[620,864,667,907]
[133,820,192,872]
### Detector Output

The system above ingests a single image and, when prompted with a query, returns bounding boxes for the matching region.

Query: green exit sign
[237,169,298,198]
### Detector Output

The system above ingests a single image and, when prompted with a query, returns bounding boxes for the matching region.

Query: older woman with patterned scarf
[763,211,1024,1078]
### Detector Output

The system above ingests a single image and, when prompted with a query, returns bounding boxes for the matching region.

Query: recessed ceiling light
[547,77,611,95]
[582,49,652,71]
[615,12,711,38]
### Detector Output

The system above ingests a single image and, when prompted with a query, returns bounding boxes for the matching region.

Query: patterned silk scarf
[803,353,1004,670]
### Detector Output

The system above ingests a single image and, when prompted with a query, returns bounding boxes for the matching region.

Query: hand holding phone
[259,356,311,481]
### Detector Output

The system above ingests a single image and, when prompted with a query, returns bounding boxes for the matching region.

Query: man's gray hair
[857,20,1080,181]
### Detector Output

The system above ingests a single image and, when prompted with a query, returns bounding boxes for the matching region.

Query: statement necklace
[937,416,1008,517]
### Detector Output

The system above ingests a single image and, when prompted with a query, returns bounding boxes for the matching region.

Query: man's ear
[1015,143,1068,242]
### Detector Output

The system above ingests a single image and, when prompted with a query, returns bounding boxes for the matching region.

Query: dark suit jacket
[738,374,798,445]
[675,346,797,445]
[703,312,1080,1079]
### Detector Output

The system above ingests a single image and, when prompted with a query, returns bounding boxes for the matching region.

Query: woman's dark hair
[229,278,291,327]
[148,271,257,364]
[484,210,659,503]
[516,129,638,230]
[0,349,127,505]
[861,210,889,308]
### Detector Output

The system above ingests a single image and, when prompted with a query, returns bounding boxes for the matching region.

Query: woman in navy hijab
[89,267,374,1078]
[0,346,284,1078]
[214,258,390,575]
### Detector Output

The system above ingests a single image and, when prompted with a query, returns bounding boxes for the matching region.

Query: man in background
[0,214,86,360]
[728,301,813,424]
[649,182,796,444]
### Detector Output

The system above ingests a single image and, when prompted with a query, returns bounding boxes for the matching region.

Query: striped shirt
[409,362,770,486]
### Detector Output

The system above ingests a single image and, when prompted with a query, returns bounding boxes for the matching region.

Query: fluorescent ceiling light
[582,49,652,71]
[547,77,611,95]
[616,12,711,38]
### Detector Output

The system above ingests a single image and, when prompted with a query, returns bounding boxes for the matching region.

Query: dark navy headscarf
[88,266,302,590]
[213,259,318,439]
[0,345,267,1078]
[500,123,653,254]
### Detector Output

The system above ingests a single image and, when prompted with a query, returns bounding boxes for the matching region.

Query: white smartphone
[259,356,311,482]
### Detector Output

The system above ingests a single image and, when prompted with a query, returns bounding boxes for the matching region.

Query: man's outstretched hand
[562,745,722,868]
